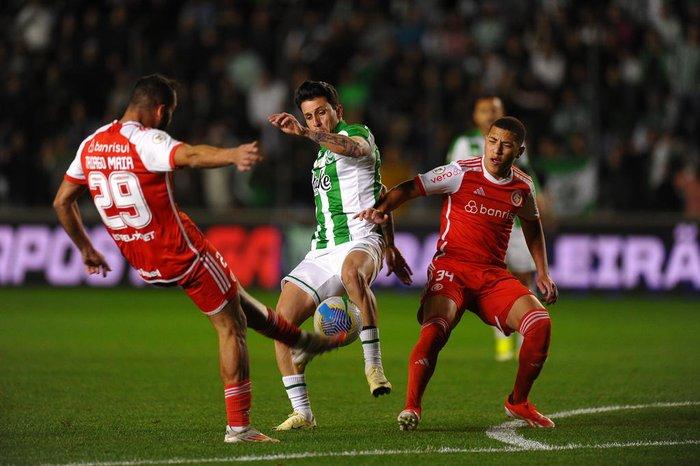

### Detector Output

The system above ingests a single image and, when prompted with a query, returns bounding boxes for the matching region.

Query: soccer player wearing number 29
[356,117,559,430]
[53,75,344,443]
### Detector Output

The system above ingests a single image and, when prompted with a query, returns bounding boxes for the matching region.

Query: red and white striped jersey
[415,157,538,268]
[65,120,205,283]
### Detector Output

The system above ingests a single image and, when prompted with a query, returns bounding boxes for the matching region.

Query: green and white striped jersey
[310,120,382,250]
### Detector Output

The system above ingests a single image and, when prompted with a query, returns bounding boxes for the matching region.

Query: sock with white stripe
[224,379,251,431]
[511,308,551,404]
[282,374,313,420]
[360,327,383,372]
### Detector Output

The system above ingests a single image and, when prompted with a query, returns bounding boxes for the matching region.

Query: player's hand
[81,247,111,277]
[268,113,307,137]
[233,141,260,172]
[354,208,389,224]
[385,245,413,285]
[536,273,558,305]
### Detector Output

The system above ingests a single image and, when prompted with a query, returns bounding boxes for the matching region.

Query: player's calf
[510,308,551,404]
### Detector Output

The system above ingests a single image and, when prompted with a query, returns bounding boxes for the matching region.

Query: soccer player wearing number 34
[356,117,559,430]
[53,75,345,443]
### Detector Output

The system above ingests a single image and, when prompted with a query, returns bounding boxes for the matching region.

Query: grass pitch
[1,288,699,465]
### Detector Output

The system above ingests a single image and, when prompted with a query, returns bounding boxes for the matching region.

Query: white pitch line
[485,400,700,450]
[41,440,700,466]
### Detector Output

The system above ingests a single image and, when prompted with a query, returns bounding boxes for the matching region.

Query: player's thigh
[276,281,316,325]
[339,237,384,286]
[474,268,533,335]
[505,293,547,331]
[340,249,377,288]
[419,294,462,329]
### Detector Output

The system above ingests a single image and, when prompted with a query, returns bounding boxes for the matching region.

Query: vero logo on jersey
[88,139,130,154]
[465,200,515,220]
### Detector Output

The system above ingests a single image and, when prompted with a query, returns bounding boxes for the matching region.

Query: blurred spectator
[0,0,696,218]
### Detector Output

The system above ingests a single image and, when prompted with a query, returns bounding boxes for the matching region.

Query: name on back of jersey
[86,155,135,171]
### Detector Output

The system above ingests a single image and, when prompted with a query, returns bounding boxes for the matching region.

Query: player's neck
[120,106,153,127]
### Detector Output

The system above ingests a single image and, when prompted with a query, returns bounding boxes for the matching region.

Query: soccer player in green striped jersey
[268,81,412,430]
[448,96,539,362]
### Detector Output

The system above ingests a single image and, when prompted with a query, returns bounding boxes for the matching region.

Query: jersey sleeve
[339,124,376,155]
[130,128,183,172]
[518,189,540,220]
[414,162,465,196]
[64,146,86,185]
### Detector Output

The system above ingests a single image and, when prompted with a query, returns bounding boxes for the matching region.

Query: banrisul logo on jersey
[312,169,332,194]
[87,139,130,154]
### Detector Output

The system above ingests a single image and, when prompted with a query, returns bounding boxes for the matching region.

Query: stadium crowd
[2,0,698,216]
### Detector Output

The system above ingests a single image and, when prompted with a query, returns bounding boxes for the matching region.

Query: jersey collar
[332,119,348,133]
[481,156,513,185]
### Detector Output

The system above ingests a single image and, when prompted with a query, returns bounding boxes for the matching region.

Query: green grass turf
[1,288,699,465]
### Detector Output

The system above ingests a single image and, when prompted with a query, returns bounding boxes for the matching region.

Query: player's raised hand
[233,141,261,172]
[81,247,111,277]
[268,113,306,137]
[536,273,558,305]
[354,208,389,224]
[385,245,413,285]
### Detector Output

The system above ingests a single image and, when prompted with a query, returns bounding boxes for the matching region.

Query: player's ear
[335,103,344,121]
[155,104,165,123]
[516,145,525,158]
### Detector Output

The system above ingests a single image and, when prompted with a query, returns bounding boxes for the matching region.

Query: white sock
[282,374,313,420]
[360,327,383,371]
[228,425,248,433]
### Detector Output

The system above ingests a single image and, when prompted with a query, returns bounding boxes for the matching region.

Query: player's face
[473,98,504,134]
[300,97,341,133]
[484,126,524,178]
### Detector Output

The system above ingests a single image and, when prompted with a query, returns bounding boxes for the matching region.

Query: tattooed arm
[268,112,371,158]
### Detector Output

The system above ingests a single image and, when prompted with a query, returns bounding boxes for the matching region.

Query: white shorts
[282,234,385,305]
[506,226,536,273]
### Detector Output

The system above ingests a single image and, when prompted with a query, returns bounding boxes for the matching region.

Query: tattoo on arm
[307,131,365,158]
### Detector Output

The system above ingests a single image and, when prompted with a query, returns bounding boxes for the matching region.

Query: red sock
[224,379,251,427]
[257,308,301,347]
[405,317,451,414]
[511,309,551,404]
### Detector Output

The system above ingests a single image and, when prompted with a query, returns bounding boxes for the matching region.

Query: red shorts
[421,256,532,335]
[178,241,238,315]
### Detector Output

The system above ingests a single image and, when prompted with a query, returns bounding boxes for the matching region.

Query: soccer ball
[313,296,361,346]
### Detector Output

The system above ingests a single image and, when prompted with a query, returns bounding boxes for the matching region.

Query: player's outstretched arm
[355,179,422,224]
[53,180,112,277]
[520,216,558,305]
[378,185,413,285]
[268,112,371,158]
[173,141,261,171]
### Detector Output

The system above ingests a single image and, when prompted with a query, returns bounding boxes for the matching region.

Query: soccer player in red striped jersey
[53,74,344,443]
[356,117,558,430]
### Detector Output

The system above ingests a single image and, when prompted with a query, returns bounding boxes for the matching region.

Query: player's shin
[405,317,451,413]
[511,309,551,404]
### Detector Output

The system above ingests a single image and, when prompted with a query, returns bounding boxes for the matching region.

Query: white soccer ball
[313,296,361,346]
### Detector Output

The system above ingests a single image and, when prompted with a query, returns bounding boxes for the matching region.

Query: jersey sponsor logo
[464,200,516,220]
[511,190,523,207]
[312,171,332,192]
[87,139,130,154]
[111,231,156,242]
[430,169,461,184]
[432,166,446,174]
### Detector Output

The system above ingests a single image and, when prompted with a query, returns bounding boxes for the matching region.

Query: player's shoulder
[77,121,116,155]
[456,157,483,173]
[338,122,371,139]
[512,166,536,192]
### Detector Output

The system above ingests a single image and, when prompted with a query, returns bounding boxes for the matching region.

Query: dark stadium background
[1,0,697,292]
